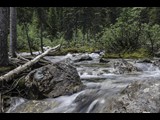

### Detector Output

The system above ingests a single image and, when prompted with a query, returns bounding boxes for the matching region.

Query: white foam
[89,53,100,59]
[6,97,26,113]
[44,91,85,113]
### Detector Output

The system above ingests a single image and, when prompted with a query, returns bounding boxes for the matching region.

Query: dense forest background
[4,7,160,59]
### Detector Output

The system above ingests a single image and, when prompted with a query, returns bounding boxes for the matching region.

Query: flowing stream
[6,53,160,113]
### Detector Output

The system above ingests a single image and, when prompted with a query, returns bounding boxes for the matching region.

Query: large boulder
[25,63,85,99]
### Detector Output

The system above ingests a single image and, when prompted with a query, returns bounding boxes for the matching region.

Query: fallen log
[0,44,60,82]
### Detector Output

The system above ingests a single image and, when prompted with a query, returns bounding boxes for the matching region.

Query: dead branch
[0,44,60,82]
[15,52,30,62]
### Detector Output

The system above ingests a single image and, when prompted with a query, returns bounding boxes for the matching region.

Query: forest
[1,7,160,113]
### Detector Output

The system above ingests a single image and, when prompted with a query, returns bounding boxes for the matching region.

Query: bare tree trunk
[0,7,9,66]
[25,25,33,56]
[148,32,154,56]
[9,7,17,58]
[0,44,60,82]
[40,23,44,53]
[82,33,85,46]
[87,30,89,42]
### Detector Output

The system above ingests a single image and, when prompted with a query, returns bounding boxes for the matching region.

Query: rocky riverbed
[6,53,160,113]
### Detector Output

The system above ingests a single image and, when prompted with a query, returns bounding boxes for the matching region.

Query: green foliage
[15,7,160,58]
[140,23,160,54]
[17,24,40,52]
[101,8,143,53]
[17,25,28,51]
[54,46,96,56]
[123,48,150,59]
[103,48,150,59]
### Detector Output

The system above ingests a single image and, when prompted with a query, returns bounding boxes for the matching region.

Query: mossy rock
[9,99,60,113]
[25,63,85,99]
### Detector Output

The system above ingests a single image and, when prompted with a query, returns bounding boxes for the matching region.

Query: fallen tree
[0,44,60,82]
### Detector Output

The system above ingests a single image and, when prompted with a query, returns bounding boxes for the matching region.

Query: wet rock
[93,50,105,56]
[74,55,93,62]
[73,89,101,112]
[99,58,110,63]
[136,59,152,63]
[25,63,85,99]
[153,59,160,67]
[8,98,60,113]
[100,80,160,113]
[2,96,12,112]
[113,59,142,74]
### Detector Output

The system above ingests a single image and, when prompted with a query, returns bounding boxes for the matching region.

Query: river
[6,53,160,113]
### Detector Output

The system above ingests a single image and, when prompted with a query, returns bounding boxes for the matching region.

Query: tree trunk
[148,32,154,56]
[82,33,85,46]
[86,30,89,42]
[0,7,9,66]
[40,23,44,53]
[25,25,33,56]
[0,44,60,82]
[9,7,17,58]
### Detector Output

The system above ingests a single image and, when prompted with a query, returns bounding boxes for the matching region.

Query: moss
[78,46,97,53]
[79,63,111,68]
[103,48,151,59]
[54,46,97,56]
[18,49,30,52]
[103,53,120,59]
[18,48,39,53]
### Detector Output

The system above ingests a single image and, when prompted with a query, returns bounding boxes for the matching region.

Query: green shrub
[103,48,150,59]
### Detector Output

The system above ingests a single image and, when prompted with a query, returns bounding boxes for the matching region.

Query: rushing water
[7,53,160,113]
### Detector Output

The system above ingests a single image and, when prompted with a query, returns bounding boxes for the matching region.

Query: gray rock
[153,59,160,67]
[73,89,101,112]
[74,55,93,62]
[8,98,60,113]
[99,58,110,63]
[99,80,160,113]
[25,63,85,99]
[113,59,142,74]
[136,59,152,63]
